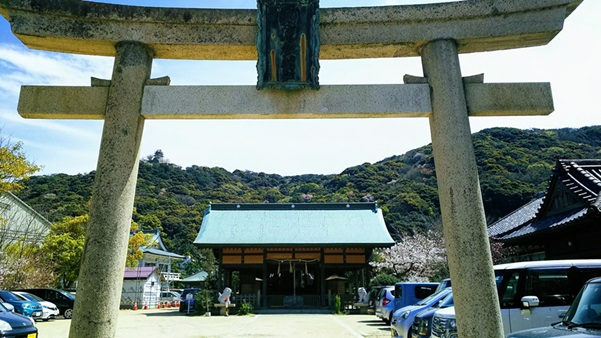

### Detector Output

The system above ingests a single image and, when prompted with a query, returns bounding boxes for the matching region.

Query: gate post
[422,39,503,338]
[69,42,153,338]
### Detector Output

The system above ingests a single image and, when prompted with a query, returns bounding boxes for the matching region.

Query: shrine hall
[194,202,394,309]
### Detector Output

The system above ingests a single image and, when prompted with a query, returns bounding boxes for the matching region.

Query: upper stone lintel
[0,0,582,60]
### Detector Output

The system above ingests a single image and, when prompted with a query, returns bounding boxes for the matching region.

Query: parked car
[160,291,181,303]
[391,287,452,338]
[0,291,43,319]
[433,278,451,293]
[15,288,75,319]
[179,288,201,313]
[507,276,601,337]
[430,259,601,337]
[0,302,38,338]
[411,291,454,338]
[375,286,395,324]
[393,282,439,314]
[0,301,14,312]
[13,291,60,321]
[367,286,387,315]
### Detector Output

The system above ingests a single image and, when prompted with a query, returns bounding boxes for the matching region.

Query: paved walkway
[37,308,392,337]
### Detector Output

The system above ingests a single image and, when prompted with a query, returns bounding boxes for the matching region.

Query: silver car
[507,276,601,338]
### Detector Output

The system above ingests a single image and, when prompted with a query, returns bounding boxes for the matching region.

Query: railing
[160,272,181,281]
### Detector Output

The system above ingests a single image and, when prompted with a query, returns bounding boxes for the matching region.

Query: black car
[0,302,38,338]
[14,289,75,319]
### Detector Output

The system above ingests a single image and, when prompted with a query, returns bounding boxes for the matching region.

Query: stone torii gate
[0,1,581,337]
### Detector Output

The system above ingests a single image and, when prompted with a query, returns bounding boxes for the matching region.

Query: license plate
[27,334,37,338]
[32,311,42,317]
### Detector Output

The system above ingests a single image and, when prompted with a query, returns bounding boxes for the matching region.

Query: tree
[41,215,87,288]
[370,273,400,288]
[126,221,152,268]
[0,133,41,195]
[0,204,54,289]
[371,231,448,282]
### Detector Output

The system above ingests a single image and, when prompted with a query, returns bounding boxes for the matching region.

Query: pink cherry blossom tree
[371,230,448,282]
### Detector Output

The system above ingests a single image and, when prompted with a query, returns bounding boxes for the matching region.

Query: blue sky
[0,1,599,176]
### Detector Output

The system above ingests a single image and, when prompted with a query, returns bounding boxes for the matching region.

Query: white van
[431,260,601,337]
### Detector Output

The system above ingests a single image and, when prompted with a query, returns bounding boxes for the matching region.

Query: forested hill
[17,126,601,258]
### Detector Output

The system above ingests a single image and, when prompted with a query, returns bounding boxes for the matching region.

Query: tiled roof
[124,266,157,279]
[549,159,601,209]
[496,207,589,241]
[132,230,184,259]
[141,247,185,259]
[487,197,543,238]
[491,159,601,242]
[180,271,208,282]
[194,202,394,247]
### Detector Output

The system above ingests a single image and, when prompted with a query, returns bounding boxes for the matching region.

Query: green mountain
[17,126,601,258]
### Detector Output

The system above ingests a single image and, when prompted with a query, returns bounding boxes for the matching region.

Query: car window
[415,285,437,299]
[566,281,601,324]
[45,290,60,301]
[417,288,450,306]
[439,293,454,308]
[181,289,199,298]
[395,285,403,299]
[500,271,521,308]
[526,269,572,307]
[57,290,75,300]
[0,291,20,302]
[13,293,28,301]
[25,293,45,302]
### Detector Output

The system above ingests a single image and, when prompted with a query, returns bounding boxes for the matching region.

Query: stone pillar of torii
[0,1,581,337]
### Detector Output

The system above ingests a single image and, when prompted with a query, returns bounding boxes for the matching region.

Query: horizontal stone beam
[18,83,553,120]
[0,0,581,60]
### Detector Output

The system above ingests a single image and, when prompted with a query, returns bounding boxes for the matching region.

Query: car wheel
[385,313,392,325]
[64,309,73,319]
[43,318,49,322]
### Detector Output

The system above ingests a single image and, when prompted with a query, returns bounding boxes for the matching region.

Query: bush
[194,290,215,314]
[334,295,342,315]
[370,273,400,288]
[238,301,253,315]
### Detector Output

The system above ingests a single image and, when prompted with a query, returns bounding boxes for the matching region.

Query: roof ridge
[209,202,379,211]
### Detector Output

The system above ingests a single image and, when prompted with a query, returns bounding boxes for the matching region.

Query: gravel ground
[36,308,392,337]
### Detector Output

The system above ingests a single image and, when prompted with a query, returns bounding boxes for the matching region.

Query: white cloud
[0,43,113,86]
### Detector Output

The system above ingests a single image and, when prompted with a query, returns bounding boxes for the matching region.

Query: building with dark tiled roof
[489,159,601,260]
[194,202,394,310]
